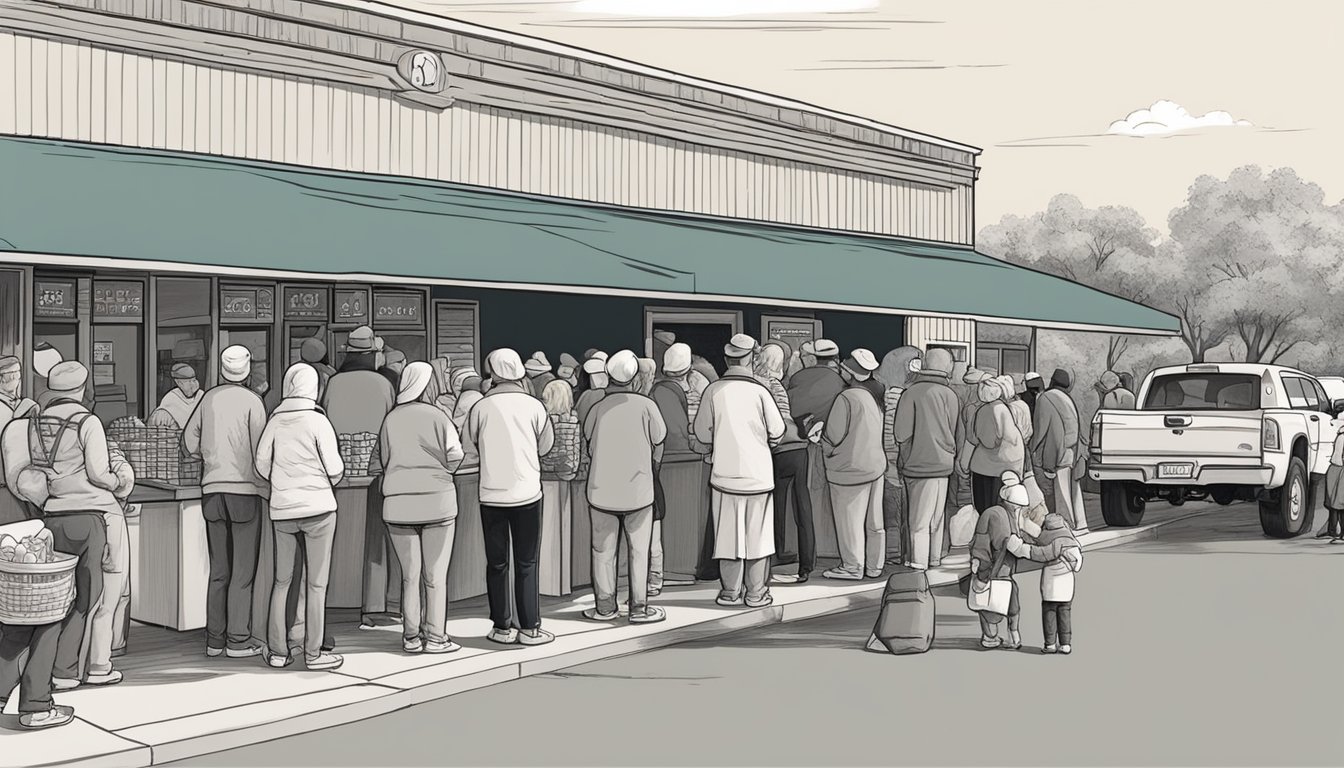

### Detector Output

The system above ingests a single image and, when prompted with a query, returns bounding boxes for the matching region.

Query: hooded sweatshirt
[255,365,344,520]
[1032,388,1081,470]
[891,372,961,478]
[969,398,1025,478]
[183,383,270,498]
[465,381,555,507]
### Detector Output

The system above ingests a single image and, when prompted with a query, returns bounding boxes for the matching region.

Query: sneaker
[980,636,1003,649]
[1060,644,1073,655]
[403,638,424,654]
[822,568,863,581]
[487,627,519,645]
[1316,530,1334,539]
[1043,644,1059,655]
[1005,631,1023,650]
[226,645,264,659]
[20,705,75,730]
[84,670,123,687]
[647,585,663,597]
[424,639,462,654]
[518,628,555,647]
[306,652,344,671]
[52,677,81,691]
[865,569,884,579]
[629,606,667,624]
[744,594,774,609]
[263,652,292,669]
[795,570,811,584]
[583,607,620,622]
[715,595,744,607]
[1331,538,1344,545]
[205,646,225,658]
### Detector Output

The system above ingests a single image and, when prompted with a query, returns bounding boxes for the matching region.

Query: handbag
[966,535,1013,615]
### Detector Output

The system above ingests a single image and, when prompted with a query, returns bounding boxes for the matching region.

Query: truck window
[1283,377,1321,411]
[1142,374,1261,411]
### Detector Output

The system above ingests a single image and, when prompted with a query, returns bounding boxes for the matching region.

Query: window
[976,342,1029,376]
[1283,377,1320,411]
[1310,379,1332,412]
[1143,374,1261,411]
[156,277,211,401]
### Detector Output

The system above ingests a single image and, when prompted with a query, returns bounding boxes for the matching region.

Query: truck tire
[1100,481,1145,527]
[1259,457,1309,539]
[1210,486,1237,506]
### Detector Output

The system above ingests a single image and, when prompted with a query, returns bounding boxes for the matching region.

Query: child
[1321,428,1344,542]
[1009,505,1083,654]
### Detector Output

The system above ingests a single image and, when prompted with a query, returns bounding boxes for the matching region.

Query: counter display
[127,481,207,631]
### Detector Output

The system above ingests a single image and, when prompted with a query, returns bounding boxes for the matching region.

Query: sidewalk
[2,505,1208,768]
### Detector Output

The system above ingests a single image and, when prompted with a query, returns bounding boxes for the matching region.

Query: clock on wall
[399,50,446,94]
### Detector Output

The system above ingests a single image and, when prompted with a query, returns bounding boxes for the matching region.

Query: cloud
[571,0,879,16]
[1107,100,1253,137]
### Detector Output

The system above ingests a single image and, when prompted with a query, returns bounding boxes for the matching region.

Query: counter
[127,480,207,631]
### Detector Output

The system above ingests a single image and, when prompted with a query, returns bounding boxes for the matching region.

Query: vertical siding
[0,32,974,245]
[906,316,977,351]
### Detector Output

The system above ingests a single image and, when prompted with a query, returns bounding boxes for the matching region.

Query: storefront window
[373,290,427,365]
[0,270,21,358]
[92,278,146,422]
[156,277,211,404]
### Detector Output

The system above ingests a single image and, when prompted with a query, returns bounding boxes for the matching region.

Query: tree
[979,195,1165,369]
[1167,166,1344,364]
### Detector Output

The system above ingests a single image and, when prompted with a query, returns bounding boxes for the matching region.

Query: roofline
[323,0,983,156]
[5,251,1179,337]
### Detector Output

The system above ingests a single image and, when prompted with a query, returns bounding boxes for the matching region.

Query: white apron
[711,490,775,561]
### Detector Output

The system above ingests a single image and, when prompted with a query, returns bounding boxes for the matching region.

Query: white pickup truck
[1088,363,1344,537]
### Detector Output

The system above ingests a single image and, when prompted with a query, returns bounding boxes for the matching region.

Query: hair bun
[1000,471,1022,487]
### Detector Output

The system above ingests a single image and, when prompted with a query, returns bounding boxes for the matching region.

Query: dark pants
[0,623,61,713]
[972,472,1005,514]
[481,500,542,631]
[883,478,908,564]
[696,476,720,581]
[772,448,814,573]
[362,477,402,619]
[46,512,106,680]
[202,494,262,651]
[1327,508,1343,538]
[1043,600,1073,646]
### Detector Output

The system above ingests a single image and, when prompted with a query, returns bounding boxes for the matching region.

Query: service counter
[127,480,207,631]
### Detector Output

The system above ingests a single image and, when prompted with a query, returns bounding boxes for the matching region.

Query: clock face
[410,52,441,91]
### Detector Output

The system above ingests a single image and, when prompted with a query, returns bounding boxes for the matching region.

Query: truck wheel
[1259,457,1309,538]
[1100,481,1145,527]
[1211,487,1237,506]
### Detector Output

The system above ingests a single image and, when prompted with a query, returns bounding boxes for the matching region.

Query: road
[175,502,1343,767]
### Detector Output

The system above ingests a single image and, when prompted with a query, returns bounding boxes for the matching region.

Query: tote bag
[966,537,1013,615]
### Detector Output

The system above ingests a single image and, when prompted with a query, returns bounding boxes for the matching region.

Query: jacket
[465,382,555,507]
[859,378,885,409]
[693,367,786,494]
[969,400,1025,477]
[322,369,395,470]
[452,390,483,473]
[761,375,806,454]
[1102,388,1137,410]
[786,366,845,434]
[255,399,344,521]
[584,390,667,512]
[30,400,128,516]
[650,378,706,462]
[822,386,885,486]
[1327,432,1344,511]
[1031,514,1082,602]
[182,383,270,498]
[1032,389,1080,470]
[379,402,464,525]
[575,388,607,430]
[891,374,961,479]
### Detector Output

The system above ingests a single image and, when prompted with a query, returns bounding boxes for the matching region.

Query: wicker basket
[106,422,203,486]
[338,432,379,477]
[0,552,77,625]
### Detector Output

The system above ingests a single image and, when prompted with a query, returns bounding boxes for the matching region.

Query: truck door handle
[1311,416,1320,422]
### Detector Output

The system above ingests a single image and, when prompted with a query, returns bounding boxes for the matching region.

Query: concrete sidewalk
[1,506,1208,768]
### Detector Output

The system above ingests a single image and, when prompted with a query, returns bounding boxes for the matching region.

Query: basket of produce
[0,528,77,625]
[338,432,379,477]
[541,416,581,480]
[106,418,201,486]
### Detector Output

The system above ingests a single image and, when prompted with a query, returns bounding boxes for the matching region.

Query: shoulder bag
[966,533,1013,616]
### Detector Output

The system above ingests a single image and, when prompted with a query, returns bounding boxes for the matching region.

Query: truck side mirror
[1332,399,1344,418]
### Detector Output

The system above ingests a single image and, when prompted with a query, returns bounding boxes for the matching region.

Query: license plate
[1158,463,1194,479]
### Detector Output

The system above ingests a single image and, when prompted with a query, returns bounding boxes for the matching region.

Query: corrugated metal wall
[0,33,975,244]
[905,316,976,350]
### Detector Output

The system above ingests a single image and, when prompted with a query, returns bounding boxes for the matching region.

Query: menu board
[765,318,818,354]
[33,279,77,319]
[283,286,328,320]
[334,289,370,324]
[373,291,423,327]
[93,281,144,321]
[221,288,258,321]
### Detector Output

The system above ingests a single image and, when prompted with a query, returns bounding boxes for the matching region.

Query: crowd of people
[0,324,1116,730]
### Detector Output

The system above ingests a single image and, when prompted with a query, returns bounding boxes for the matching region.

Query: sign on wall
[33,279,77,319]
[334,289,370,324]
[763,316,820,354]
[221,288,258,321]
[373,291,424,327]
[283,286,328,320]
[93,280,144,321]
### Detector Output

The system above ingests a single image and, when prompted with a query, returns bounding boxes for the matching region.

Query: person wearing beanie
[256,363,345,672]
[576,357,610,429]
[649,342,713,587]
[1032,368,1087,532]
[183,345,270,659]
[0,356,39,524]
[694,334,786,608]
[821,348,887,581]
[148,363,203,429]
[1005,488,1083,655]
[580,350,668,625]
[524,352,556,400]
[379,362,466,655]
[300,337,337,402]
[753,342,811,581]
[378,348,408,392]
[466,349,556,647]
[1022,372,1045,415]
[891,347,961,570]
[1096,370,1136,410]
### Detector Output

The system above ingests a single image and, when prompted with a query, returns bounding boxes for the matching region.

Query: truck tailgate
[1097,411,1263,460]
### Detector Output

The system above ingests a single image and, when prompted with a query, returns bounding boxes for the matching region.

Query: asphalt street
[175,502,1344,767]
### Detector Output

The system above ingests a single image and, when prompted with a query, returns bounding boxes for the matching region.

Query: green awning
[0,137,1178,334]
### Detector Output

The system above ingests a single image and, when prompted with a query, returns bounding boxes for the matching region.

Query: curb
[28,508,1208,768]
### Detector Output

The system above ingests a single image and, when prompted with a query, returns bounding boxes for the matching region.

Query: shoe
[487,627,519,645]
[980,636,1003,649]
[744,594,774,609]
[206,646,225,658]
[306,653,344,671]
[1043,644,1059,655]
[583,607,620,622]
[629,606,667,624]
[226,645,264,659]
[795,571,811,584]
[822,568,863,581]
[19,705,75,730]
[865,569,884,579]
[518,628,555,647]
[403,638,424,654]
[84,670,123,687]
[1060,644,1073,655]
[1316,529,1335,539]
[715,595,744,607]
[773,552,800,566]
[321,638,337,652]
[263,652,292,669]
[424,639,462,654]
[52,677,81,691]
[1331,537,1344,545]
[1004,631,1022,650]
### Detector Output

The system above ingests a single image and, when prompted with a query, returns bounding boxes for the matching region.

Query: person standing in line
[757,343,812,582]
[582,351,668,624]
[451,370,484,476]
[378,349,407,392]
[1031,369,1087,532]
[1320,426,1344,542]
[540,380,582,482]
[324,325,398,631]
[1096,370,1137,410]
[821,349,886,581]
[300,338,338,404]
[575,357,609,427]
[693,335,786,608]
[650,343,710,593]
[0,356,40,523]
[256,363,345,671]
[875,348,922,568]
[380,362,466,654]
[182,345,269,659]
[634,357,658,396]
[968,377,1025,513]
[891,349,960,571]
[525,353,556,399]
[1022,372,1045,417]
[466,349,556,646]
[557,354,581,389]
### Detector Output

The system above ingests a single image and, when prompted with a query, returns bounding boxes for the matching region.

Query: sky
[389,0,1340,236]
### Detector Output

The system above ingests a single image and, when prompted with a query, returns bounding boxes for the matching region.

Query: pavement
[1,504,1209,768]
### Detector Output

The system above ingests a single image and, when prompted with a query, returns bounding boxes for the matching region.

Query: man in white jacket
[693,334,786,608]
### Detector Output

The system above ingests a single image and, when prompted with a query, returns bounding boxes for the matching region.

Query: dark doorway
[653,322,735,377]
